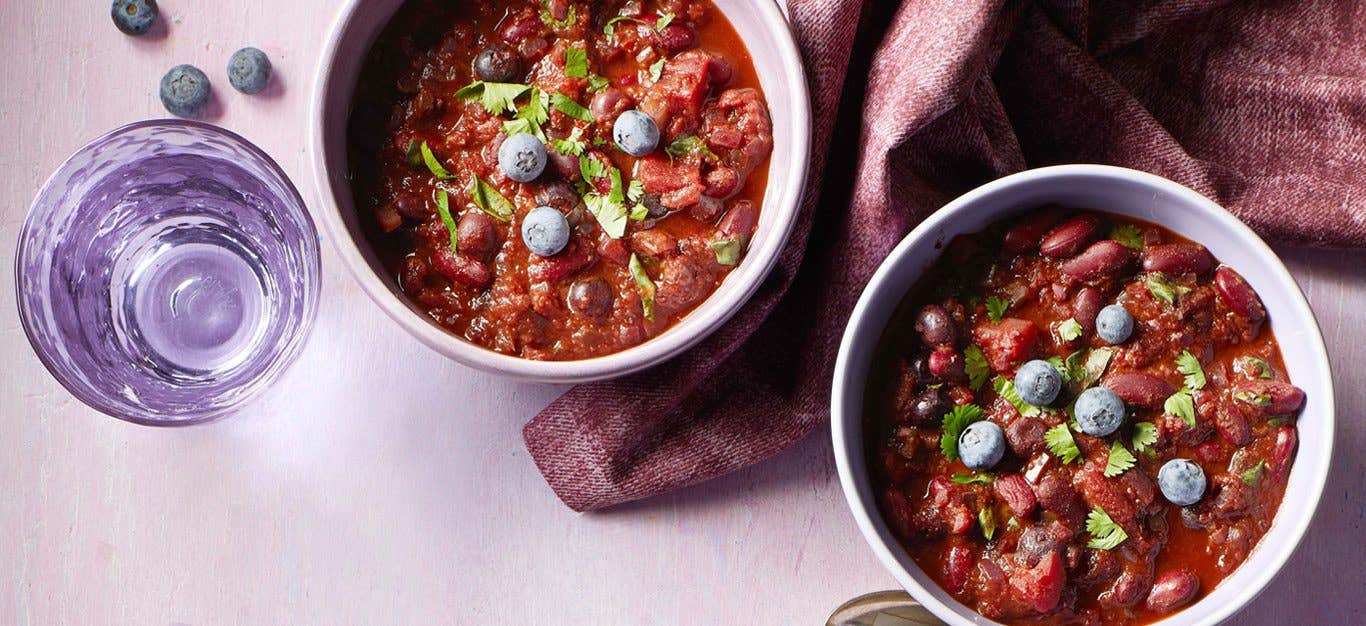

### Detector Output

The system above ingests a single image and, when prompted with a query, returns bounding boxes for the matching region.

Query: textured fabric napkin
[524,0,1366,511]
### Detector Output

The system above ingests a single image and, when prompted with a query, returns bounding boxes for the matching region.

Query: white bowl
[831,165,1335,625]
[309,0,810,382]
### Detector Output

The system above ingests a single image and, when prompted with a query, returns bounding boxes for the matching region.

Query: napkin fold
[524,0,1366,511]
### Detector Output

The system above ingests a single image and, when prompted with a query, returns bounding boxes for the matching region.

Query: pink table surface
[0,2,1360,624]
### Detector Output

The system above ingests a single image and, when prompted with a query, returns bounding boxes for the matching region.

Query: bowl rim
[307,0,812,383]
[830,164,1335,626]
[14,118,321,427]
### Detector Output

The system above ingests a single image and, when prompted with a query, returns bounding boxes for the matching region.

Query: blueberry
[521,206,570,257]
[1158,459,1207,506]
[613,110,660,157]
[1096,304,1134,344]
[111,0,157,36]
[473,44,521,83]
[1015,359,1062,406]
[958,421,1006,470]
[498,133,547,182]
[1074,387,1126,437]
[228,47,273,94]
[159,65,211,117]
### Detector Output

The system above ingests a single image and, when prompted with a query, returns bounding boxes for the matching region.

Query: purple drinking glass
[15,120,320,425]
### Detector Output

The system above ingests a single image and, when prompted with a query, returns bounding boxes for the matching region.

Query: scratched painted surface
[0,2,1359,624]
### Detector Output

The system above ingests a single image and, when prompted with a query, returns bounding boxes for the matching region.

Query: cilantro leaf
[587,74,611,92]
[665,135,717,160]
[468,175,514,222]
[1111,224,1145,250]
[1233,389,1272,408]
[455,81,532,116]
[502,88,550,139]
[1240,460,1266,486]
[578,153,608,181]
[939,404,985,462]
[404,140,423,168]
[1146,272,1191,306]
[951,472,995,485]
[629,203,649,221]
[549,126,586,157]
[648,57,666,82]
[964,345,990,391]
[585,167,629,238]
[564,46,589,78]
[418,141,454,179]
[1058,318,1083,341]
[979,507,997,540]
[626,178,644,203]
[1103,441,1136,477]
[1235,356,1274,379]
[550,92,594,122]
[1044,423,1082,464]
[985,296,1010,322]
[538,0,576,32]
[1164,389,1196,428]
[711,239,742,266]
[1176,350,1206,390]
[432,189,458,256]
[603,15,646,37]
[1086,506,1129,550]
[655,12,675,30]
[1080,348,1114,389]
[994,375,1042,418]
[628,253,656,320]
[1131,421,1158,453]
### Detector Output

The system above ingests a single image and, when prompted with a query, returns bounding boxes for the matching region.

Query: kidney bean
[456,211,501,259]
[1006,418,1048,457]
[597,237,630,266]
[944,540,976,593]
[1011,551,1065,614]
[1003,209,1064,254]
[1040,215,1101,258]
[995,474,1038,519]
[473,43,521,83]
[1194,438,1224,464]
[1214,266,1266,321]
[1145,569,1200,612]
[1071,286,1104,332]
[1034,473,1086,526]
[392,191,429,220]
[1271,426,1297,478]
[499,10,544,43]
[399,256,429,296]
[1104,372,1174,408]
[567,278,614,318]
[527,241,592,283]
[1143,243,1215,275]
[1061,240,1134,281]
[432,247,492,288]
[905,388,949,425]
[631,229,677,259]
[589,88,632,123]
[375,206,402,233]
[717,200,758,241]
[535,181,582,213]
[928,345,967,382]
[1214,398,1252,446]
[703,167,740,198]
[707,57,734,85]
[1102,569,1150,608]
[1231,379,1306,416]
[657,24,697,52]
[915,304,957,346]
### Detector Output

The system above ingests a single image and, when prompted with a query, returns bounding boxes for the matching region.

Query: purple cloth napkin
[525,0,1366,511]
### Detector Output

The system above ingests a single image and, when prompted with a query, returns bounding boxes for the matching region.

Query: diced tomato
[1010,551,1065,614]
[973,318,1040,372]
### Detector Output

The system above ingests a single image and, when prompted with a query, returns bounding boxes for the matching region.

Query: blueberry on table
[473,44,521,83]
[958,421,1006,470]
[1015,359,1062,406]
[1096,304,1134,344]
[159,65,211,117]
[1074,386,1126,437]
[613,110,660,157]
[522,206,570,257]
[498,133,547,182]
[111,0,157,36]
[1158,459,1206,505]
[227,47,273,94]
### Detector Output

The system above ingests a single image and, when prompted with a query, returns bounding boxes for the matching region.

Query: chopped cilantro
[1103,441,1136,477]
[1086,506,1129,550]
[984,296,1010,322]
[1131,421,1158,453]
[648,57,666,82]
[418,141,454,179]
[432,190,458,256]
[584,166,629,238]
[1164,390,1196,428]
[964,345,990,391]
[626,179,645,203]
[1176,350,1207,390]
[1240,460,1266,486]
[538,0,577,32]
[711,239,742,266]
[994,376,1042,418]
[1111,224,1145,250]
[454,81,532,116]
[1266,417,1288,427]
[1080,348,1114,388]
[502,87,550,139]
[979,507,997,540]
[587,74,611,92]
[1145,272,1191,306]
[951,472,995,485]
[551,92,595,122]
[939,404,985,462]
[628,253,656,320]
[1236,356,1274,379]
[1044,423,1081,464]
[655,12,676,30]
[549,126,586,157]
[1233,389,1272,408]
[404,140,423,168]
[665,135,717,160]
[564,47,589,78]
[1058,318,1083,341]
[578,153,608,181]
[603,15,645,37]
[629,203,649,221]
[468,175,514,222]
